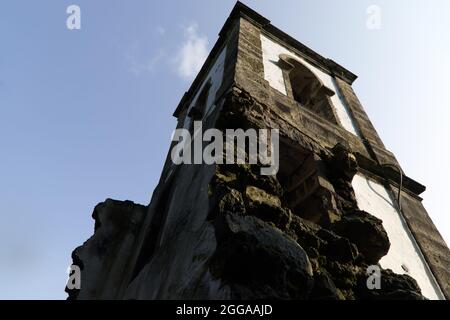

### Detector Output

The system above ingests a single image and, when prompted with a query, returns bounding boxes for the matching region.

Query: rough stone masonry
[67,2,450,300]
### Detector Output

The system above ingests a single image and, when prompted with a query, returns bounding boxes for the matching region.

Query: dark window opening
[277,138,335,226]
[279,55,339,125]
[188,79,212,121]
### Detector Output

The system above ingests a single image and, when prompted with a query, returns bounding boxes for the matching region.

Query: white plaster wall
[182,46,227,129]
[260,34,360,137]
[352,173,444,300]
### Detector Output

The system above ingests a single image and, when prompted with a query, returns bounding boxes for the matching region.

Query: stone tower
[68,2,450,300]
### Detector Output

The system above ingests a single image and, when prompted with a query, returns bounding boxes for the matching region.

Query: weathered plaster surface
[183,46,227,130]
[352,174,444,300]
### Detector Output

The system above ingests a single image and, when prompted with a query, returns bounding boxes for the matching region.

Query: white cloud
[125,23,208,79]
[126,41,165,75]
[175,23,208,80]
[156,26,166,36]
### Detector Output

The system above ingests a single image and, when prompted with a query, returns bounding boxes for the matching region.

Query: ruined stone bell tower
[68,2,450,300]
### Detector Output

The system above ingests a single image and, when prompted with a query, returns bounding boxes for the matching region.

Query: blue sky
[0,0,449,299]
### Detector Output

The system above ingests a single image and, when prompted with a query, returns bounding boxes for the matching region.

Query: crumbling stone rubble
[67,88,427,300]
[207,159,424,300]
